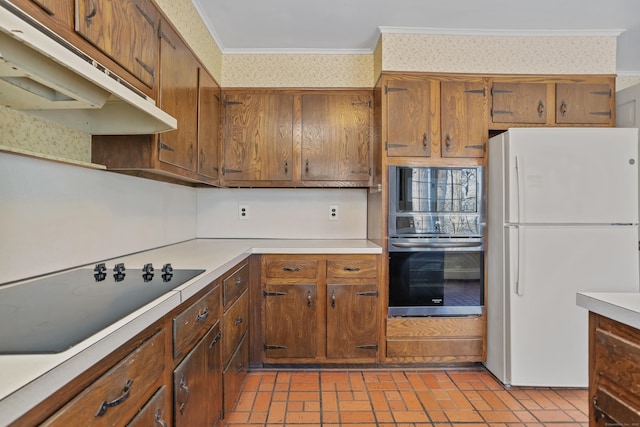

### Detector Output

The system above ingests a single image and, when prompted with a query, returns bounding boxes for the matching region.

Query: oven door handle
[390,241,483,249]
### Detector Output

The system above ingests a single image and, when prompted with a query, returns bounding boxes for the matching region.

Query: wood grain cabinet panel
[125,386,170,427]
[223,262,249,308]
[222,290,249,363]
[440,79,488,158]
[556,82,613,124]
[491,82,547,124]
[301,93,372,182]
[223,92,294,182]
[223,335,249,416]
[75,0,159,88]
[385,78,434,157]
[42,330,165,427]
[197,68,221,182]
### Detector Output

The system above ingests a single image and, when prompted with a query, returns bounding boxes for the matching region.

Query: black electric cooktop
[0,264,204,354]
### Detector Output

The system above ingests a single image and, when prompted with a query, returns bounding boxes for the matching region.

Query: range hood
[0,1,176,134]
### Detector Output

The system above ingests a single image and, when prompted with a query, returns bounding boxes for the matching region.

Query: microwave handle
[390,241,482,249]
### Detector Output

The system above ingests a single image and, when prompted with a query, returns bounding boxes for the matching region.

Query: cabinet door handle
[282,266,300,272]
[307,289,312,307]
[209,331,222,349]
[331,289,336,308]
[234,316,244,326]
[284,160,288,174]
[537,100,545,117]
[343,266,361,272]
[95,379,133,417]
[422,133,428,148]
[235,362,244,374]
[85,0,97,25]
[178,375,190,414]
[155,409,168,427]
[305,159,310,174]
[195,307,209,322]
[444,134,452,150]
[560,101,568,117]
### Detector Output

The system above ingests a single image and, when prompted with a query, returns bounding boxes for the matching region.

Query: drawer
[223,262,249,308]
[264,257,318,279]
[42,330,165,427]
[327,257,377,279]
[126,386,169,427]
[386,337,484,358]
[222,290,249,363]
[223,334,249,416]
[173,284,221,359]
[386,316,485,338]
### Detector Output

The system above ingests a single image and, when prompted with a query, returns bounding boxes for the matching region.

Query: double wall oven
[388,166,486,316]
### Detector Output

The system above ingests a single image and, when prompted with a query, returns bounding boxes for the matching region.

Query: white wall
[197,188,368,239]
[0,153,197,284]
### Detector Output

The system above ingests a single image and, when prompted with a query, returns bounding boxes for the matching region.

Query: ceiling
[192,0,640,75]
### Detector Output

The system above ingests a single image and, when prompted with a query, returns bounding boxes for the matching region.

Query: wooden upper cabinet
[75,0,160,88]
[26,0,74,25]
[157,21,199,172]
[440,79,489,158]
[385,78,433,157]
[223,92,294,182]
[301,93,371,182]
[491,82,547,124]
[197,69,221,182]
[556,82,613,124]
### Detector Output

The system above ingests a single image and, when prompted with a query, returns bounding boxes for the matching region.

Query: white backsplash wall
[0,153,197,284]
[197,188,368,239]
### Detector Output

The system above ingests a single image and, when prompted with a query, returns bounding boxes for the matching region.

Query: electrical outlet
[329,205,339,221]
[238,204,249,220]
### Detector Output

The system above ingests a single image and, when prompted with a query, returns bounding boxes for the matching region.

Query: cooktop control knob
[113,263,126,282]
[142,263,154,282]
[93,263,107,282]
[161,263,173,282]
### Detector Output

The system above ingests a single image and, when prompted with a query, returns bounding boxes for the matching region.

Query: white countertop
[577,292,640,330]
[0,238,381,425]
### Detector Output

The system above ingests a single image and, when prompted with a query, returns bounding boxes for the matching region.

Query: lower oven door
[388,240,484,316]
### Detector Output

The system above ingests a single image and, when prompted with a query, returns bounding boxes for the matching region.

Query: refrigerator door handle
[515,155,522,223]
[515,226,524,296]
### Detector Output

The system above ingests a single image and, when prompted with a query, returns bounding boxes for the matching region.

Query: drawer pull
[95,379,134,417]
[155,409,168,427]
[178,375,190,414]
[282,266,301,272]
[331,289,336,308]
[210,331,222,349]
[234,316,244,326]
[235,277,243,286]
[343,266,361,272]
[195,307,209,323]
[307,290,312,307]
[235,362,244,374]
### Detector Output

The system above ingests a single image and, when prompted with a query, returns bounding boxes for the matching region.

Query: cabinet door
[385,79,433,157]
[197,68,221,181]
[326,284,378,359]
[26,0,74,25]
[157,21,199,172]
[301,93,371,181]
[126,386,170,427]
[223,93,294,181]
[440,80,488,158]
[264,284,317,358]
[556,82,613,124]
[491,82,547,124]
[174,324,221,427]
[75,0,159,87]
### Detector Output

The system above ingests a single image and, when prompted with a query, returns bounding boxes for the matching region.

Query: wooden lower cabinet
[223,334,249,415]
[589,312,640,427]
[126,386,170,427]
[386,315,486,362]
[260,254,380,364]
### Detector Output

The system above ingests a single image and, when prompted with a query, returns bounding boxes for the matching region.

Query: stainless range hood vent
[0,1,177,134]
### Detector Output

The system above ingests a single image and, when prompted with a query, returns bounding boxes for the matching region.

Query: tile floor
[224,368,589,426]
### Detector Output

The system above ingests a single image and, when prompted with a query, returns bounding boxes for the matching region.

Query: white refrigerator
[485,127,640,387]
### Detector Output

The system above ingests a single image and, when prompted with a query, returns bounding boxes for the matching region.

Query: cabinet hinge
[590,111,612,118]
[465,88,486,96]
[158,140,175,153]
[385,86,408,94]
[385,142,408,150]
[264,344,288,350]
[590,90,612,97]
[224,100,243,107]
[222,167,242,175]
[491,109,513,117]
[263,290,287,297]
[464,143,487,151]
[491,88,512,95]
[356,291,379,297]
[158,24,176,49]
[352,100,372,108]
[369,167,372,176]
[355,344,378,350]
[135,4,156,30]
